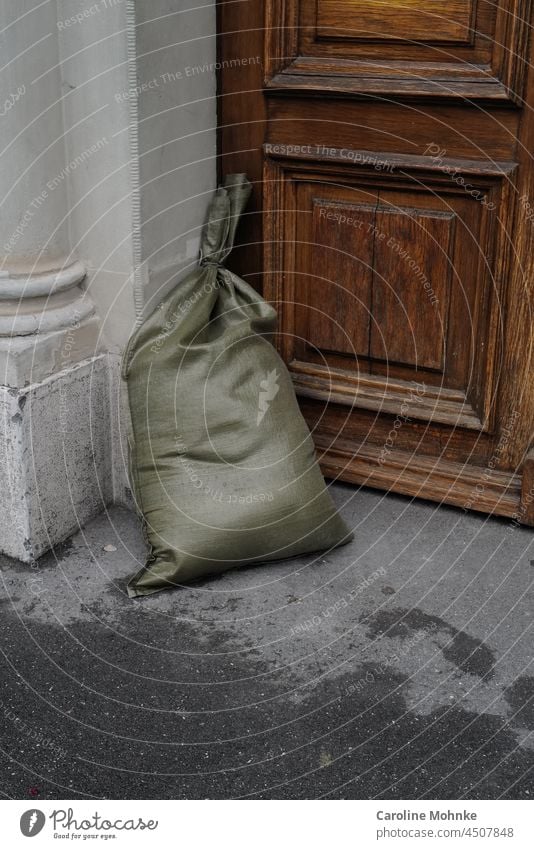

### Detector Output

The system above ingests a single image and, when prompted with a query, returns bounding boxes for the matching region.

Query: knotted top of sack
[199,173,252,270]
[121,174,256,379]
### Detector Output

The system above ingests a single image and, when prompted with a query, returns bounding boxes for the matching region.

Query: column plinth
[0,1,111,561]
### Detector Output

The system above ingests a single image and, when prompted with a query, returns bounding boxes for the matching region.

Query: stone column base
[0,355,114,562]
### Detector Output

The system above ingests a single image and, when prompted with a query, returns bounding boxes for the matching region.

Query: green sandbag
[122,173,352,597]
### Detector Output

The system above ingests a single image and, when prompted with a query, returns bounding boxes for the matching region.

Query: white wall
[134,0,218,314]
[0,0,218,557]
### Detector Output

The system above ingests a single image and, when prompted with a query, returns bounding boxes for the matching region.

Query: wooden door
[218,0,534,524]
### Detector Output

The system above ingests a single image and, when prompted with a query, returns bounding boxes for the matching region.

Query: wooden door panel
[317,0,474,43]
[275,154,516,435]
[309,198,375,356]
[369,204,454,370]
[266,99,519,162]
[266,0,528,102]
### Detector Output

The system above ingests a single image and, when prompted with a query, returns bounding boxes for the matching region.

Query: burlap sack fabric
[122,174,352,597]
